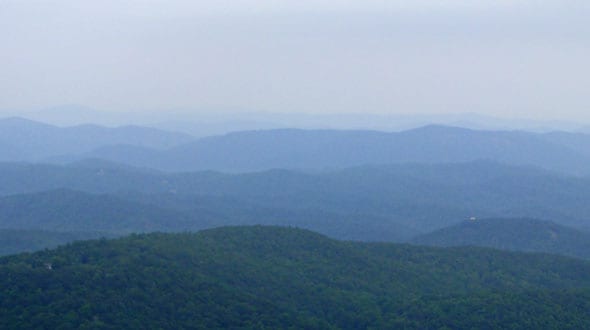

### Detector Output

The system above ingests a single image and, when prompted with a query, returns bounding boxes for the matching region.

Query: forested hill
[412,218,590,260]
[3,226,590,329]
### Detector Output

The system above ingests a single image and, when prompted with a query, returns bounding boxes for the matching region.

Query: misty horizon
[2,0,589,124]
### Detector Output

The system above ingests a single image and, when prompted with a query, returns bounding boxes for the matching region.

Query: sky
[1,0,589,123]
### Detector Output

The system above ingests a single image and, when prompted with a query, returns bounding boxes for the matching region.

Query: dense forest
[2,226,590,329]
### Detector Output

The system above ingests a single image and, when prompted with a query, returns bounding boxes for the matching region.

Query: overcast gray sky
[1,0,589,121]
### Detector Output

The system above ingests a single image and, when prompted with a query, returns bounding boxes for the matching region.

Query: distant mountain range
[6,186,590,259]
[7,105,587,134]
[2,160,590,238]
[0,188,418,244]
[412,218,590,260]
[0,189,200,233]
[51,125,590,174]
[2,118,590,258]
[0,117,194,161]
[3,117,590,174]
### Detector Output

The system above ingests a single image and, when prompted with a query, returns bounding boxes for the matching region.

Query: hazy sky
[1,0,589,121]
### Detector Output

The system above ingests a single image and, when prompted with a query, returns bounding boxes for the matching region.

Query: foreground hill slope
[2,226,590,329]
[412,218,590,260]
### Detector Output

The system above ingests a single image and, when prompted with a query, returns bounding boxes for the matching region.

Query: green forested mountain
[2,226,590,329]
[412,218,590,260]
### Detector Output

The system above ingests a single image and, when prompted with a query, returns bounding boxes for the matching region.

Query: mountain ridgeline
[3,226,590,329]
[0,188,420,249]
[1,160,590,232]
[2,117,590,174]
[0,189,200,234]
[0,117,194,161]
[51,126,590,174]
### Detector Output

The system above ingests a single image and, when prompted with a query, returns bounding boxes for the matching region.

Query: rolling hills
[0,189,203,233]
[0,188,417,250]
[2,160,590,234]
